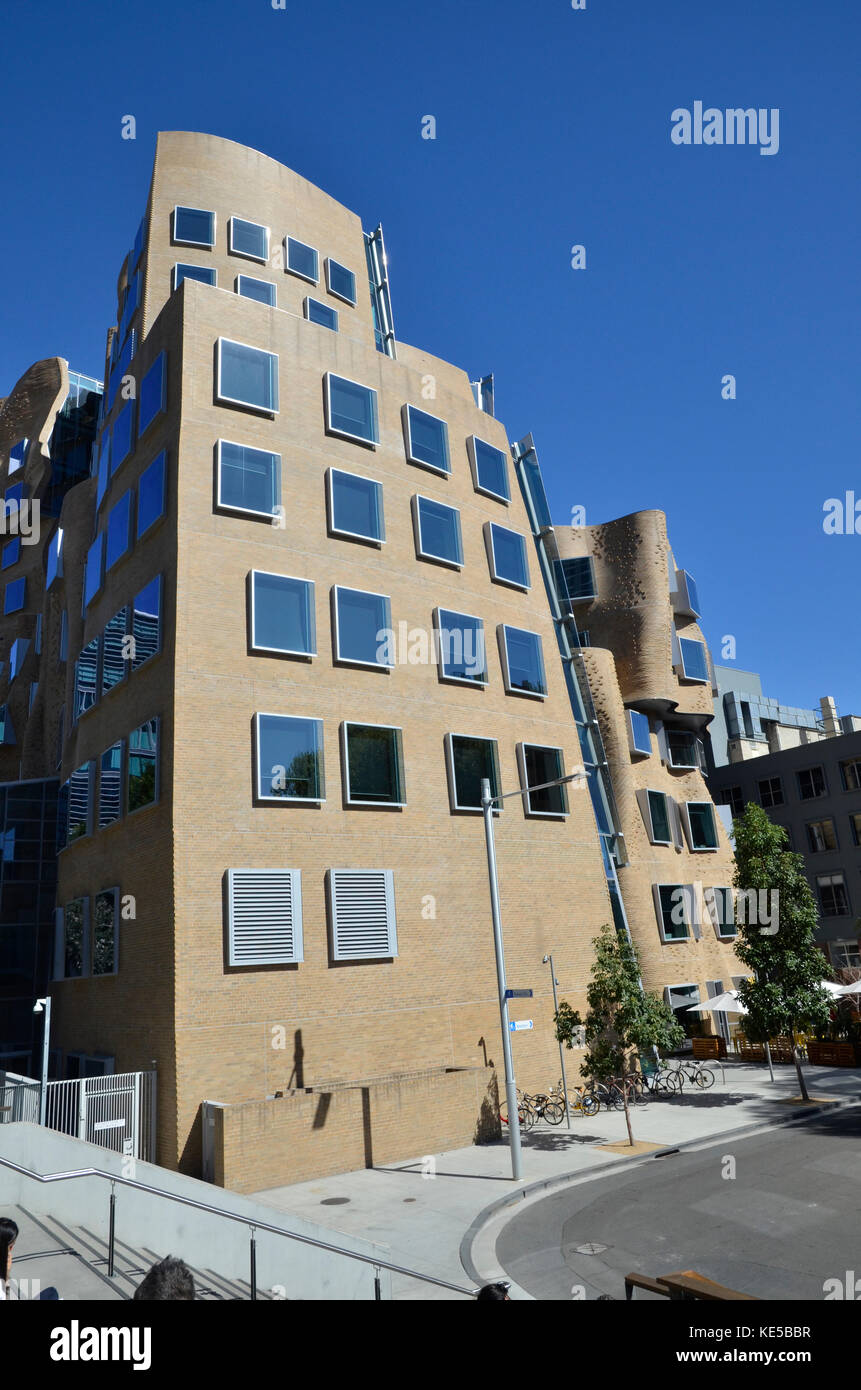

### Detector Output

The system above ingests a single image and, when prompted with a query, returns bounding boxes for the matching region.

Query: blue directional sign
[505,989,533,999]
[509,1019,534,1032]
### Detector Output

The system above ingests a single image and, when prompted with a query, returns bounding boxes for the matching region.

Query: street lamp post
[543,953,572,1128]
[480,767,583,1182]
[33,996,51,1126]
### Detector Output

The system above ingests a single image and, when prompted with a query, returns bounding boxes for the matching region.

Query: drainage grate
[573,1242,608,1256]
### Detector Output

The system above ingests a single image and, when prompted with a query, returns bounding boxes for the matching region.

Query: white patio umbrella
[821,980,845,997]
[687,991,746,1014]
[834,979,861,996]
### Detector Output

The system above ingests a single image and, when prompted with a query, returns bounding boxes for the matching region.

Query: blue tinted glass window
[0,705,14,745]
[251,572,315,656]
[436,609,487,684]
[5,483,23,507]
[287,238,319,282]
[74,637,99,719]
[679,637,709,682]
[326,374,378,444]
[68,763,92,842]
[99,742,124,829]
[102,607,129,695]
[329,469,384,542]
[415,497,462,565]
[559,556,596,601]
[9,637,28,681]
[2,538,20,570]
[110,400,135,476]
[131,577,161,671]
[405,406,450,474]
[128,719,158,812]
[236,275,276,306]
[138,452,166,537]
[256,714,324,801]
[305,297,338,331]
[334,587,392,667]
[687,801,718,849]
[84,535,104,608]
[629,710,651,755]
[326,259,356,304]
[106,492,132,571]
[489,524,529,587]
[96,433,111,507]
[4,578,25,614]
[683,571,701,615]
[46,528,63,588]
[502,626,547,696]
[471,437,510,501]
[229,217,268,261]
[132,215,147,268]
[174,206,215,248]
[173,263,216,290]
[9,439,27,472]
[217,340,279,413]
[217,441,281,516]
[138,354,166,437]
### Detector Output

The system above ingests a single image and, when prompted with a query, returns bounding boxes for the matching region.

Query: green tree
[732,803,832,1101]
[554,923,685,1146]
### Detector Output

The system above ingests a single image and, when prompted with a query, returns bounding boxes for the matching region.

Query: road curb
[459,1092,861,1293]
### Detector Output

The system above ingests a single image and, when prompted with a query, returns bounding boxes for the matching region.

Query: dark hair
[476,1282,510,1301]
[0,1218,18,1275]
[134,1255,195,1301]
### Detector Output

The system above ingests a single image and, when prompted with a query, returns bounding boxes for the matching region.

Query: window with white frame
[413,495,462,567]
[653,884,694,941]
[304,297,338,331]
[327,468,385,543]
[173,206,215,248]
[445,733,500,812]
[332,586,392,668]
[324,373,378,445]
[676,636,710,683]
[434,609,487,685]
[682,801,719,851]
[325,258,357,305]
[254,713,324,803]
[468,435,510,502]
[342,723,405,806]
[216,440,281,518]
[215,339,279,414]
[228,216,269,263]
[486,523,530,589]
[499,625,546,698]
[286,237,319,283]
[236,275,276,306]
[249,571,316,657]
[517,744,568,817]
[403,405,450,475]
[705,886,736,939]
[628,710,651,757]
[173,263,216,290]
[639,789,673,845]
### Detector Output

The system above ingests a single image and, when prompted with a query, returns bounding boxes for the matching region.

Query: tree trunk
[792,1037,810,1102]
[621,1055,634,1146]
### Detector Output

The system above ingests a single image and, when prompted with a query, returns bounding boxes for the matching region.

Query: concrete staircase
[7,1206,274,1300]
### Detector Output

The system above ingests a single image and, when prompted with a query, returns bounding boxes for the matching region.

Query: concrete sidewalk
[251,1062,861,1299]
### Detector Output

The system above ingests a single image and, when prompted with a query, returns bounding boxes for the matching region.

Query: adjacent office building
[708,665,861,769]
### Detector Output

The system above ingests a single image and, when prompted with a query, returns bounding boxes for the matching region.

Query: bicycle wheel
[543,1099,566,1125]
[580,1090,600,1117]
[603,1084,624,1111]
[694,1066,715,1089]
[519,1103,537,1132]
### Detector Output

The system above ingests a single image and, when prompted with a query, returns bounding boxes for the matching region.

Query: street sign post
[505,989,533,999]
[508,1020,534,1032]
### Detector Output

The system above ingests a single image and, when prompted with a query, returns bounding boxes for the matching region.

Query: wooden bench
[625,1268,759,1301]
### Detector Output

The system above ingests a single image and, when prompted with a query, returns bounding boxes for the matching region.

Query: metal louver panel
[329,869,397,960]
[227,869,303,966]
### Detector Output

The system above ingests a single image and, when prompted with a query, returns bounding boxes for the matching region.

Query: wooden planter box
[808,1041,857,1068]
[692,1037,727,1060]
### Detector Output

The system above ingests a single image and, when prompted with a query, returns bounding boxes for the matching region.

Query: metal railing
[0,1154,478,1300]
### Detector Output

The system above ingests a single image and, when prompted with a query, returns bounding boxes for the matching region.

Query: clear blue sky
[2,0,858,714]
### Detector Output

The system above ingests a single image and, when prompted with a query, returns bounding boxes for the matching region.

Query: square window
[216,440,281,518]
[128,718,158,813]
[332,586,392,668]
[110,399,135,476]
[102,608,129,695]
[255,713,324,802]
[138,353,166,439]
[93,888,119,975]
[818,872,849,917]
[342,723,405,806]
[105,491,132,572]
[403,405,450,475]
[678,637,710,683]
[666,729,703,770]
[216,339,279,414]
[173,263,216,290]
[131,577,161,671]
[236,275,276,306]
[137,452,166,538]
[4,577,25,614]
[518,744,568,816]
[499,625,546,698]
[628,710,651,757]
[73,637,99,719]
[327,468,385,543]
[446,733,500,812]
[656,884,692,941]
[558,555,596,602]
[434,608,487,685]
[325,373,379,445]
[286,237,319,283]
[83,535,104,609]
[468,436,510,502]
[719,785,744,818]
[249,571,316,657]
[413,495,462,567]
[646,790,672,844]
[1,538,20,570]
[325,258,356,304]
[798,766,827,800]
[487,523,530,588]
[758,776,783,808]
[46,529,63,588]
[173,206,216,248]
[304,297,338,331]
[840,759,861,792]
[806,818,838,853]
[685,801,719,851]
[228,217,269,263]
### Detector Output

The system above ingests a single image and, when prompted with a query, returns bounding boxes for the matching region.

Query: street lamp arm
[482,771,586,806]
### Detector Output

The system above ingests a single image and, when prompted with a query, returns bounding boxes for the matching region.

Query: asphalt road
[496,1107,861,1300]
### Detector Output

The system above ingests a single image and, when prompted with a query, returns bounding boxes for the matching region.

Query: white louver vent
[328,869,397,961]
[226,869,303,966]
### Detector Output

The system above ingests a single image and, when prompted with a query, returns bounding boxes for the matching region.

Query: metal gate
[0,1071,40,1124]
[45,1071,156,1162]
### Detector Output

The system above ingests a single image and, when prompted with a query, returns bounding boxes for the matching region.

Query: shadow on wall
[475,1073,501,1144]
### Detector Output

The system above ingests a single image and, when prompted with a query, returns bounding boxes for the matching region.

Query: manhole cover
[573,1242,608,1256]
[320,1197,350,1206]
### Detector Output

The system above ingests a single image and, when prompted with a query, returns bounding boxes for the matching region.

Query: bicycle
[522,1091,566,1125]
[675,1059,715,1090]
[548,1080,600,1118]
[499,1088,538,1131]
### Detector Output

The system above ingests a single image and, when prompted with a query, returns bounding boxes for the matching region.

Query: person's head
[134,1256,195,1301]
[0,1218,18,1281]
[476,1282,510,1301]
